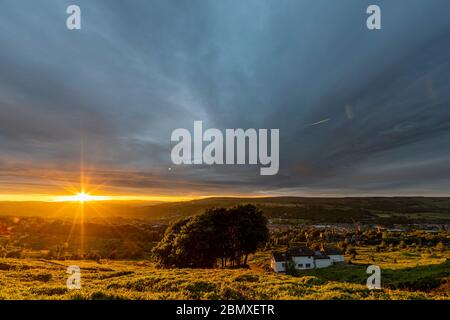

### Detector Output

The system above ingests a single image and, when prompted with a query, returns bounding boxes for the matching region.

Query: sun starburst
[54,192,109,202]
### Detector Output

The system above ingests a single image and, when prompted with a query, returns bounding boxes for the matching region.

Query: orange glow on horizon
[0,193,270,203]
[53,192,110,202]
[0,193,199,202]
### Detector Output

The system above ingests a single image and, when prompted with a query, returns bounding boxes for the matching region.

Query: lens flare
[54,192,109,202]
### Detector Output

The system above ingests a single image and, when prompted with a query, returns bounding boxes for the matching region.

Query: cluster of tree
[152,205,269,268]
[0,217,167,260]
[269,225,450,250]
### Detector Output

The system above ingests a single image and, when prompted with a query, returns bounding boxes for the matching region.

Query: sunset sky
[1,0,450,201]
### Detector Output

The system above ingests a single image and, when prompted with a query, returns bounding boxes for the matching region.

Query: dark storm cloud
[1,0,450,196]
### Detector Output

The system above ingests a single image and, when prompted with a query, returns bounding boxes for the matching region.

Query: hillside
[1,197,450,224]
[135,197,450,224]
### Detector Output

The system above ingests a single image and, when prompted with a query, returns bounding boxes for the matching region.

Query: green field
[1,246,448,300]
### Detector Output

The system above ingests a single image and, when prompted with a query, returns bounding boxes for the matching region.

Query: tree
[284,257,297,276]
[152,205,269,268]
[435,241,445,252]
[171,214,217,267]
[229,205,269,266]
[152,217,191,267]
[347,247,358,260]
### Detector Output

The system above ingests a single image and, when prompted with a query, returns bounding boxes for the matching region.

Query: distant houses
[271,246,344,273]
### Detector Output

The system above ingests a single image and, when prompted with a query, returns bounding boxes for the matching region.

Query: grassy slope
[1,247,448,300]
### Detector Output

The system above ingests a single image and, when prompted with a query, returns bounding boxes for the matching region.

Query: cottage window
[305,263,311,268]
[298,263,304,268]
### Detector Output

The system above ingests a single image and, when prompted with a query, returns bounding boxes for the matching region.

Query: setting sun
[54,192,110,202]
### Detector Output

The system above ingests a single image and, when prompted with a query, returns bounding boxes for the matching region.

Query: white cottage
[313,251,333,268]
[323,248,345,264]
[288,247,315,270]
[271,252,288,273]
[271,246,344,273]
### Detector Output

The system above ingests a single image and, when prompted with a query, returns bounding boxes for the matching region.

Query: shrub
[90,291,123,300]
[233,274,259,283]
[297,276,324,285]
[184,281,217,299]
[34,273,52,282]
[435,242,445,252]
[0,262,12,270]
[219,286,247,300]
[31,286,67,296]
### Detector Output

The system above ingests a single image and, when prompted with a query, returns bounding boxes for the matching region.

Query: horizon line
[0,193,449,203]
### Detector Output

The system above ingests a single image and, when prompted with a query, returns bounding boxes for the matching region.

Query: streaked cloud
[0,0,450,197]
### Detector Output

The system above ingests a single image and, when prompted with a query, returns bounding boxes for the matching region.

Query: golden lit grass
[0,247,448,300]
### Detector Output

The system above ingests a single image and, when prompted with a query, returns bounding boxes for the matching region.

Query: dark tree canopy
[152,205,269,268]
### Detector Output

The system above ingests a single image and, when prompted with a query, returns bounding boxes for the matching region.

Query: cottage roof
[322,247,343,255]
[287,247,314,256]
[272,252,287,262]
[314,253,331,259]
